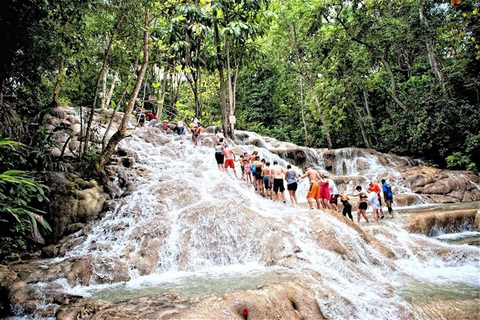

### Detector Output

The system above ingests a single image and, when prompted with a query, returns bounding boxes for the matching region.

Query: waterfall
[8,127,480,320]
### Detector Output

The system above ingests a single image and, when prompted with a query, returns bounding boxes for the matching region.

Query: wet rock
[404,209,478,235]
[44,172,109,240]
[0,265,17,317]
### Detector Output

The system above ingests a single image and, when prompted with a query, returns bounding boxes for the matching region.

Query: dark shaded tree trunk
[214,19,229,137]
[98,8,149,172]
[83,11,126,157]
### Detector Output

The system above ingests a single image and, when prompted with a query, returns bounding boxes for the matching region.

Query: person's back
[286,169,297,184]
[223,147,234,159]
[305,168,320,184]
[381,179,394,216]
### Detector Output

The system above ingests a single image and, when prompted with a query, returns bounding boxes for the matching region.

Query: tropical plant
[0,139,51,259]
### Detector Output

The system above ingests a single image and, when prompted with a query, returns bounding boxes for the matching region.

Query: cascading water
[7,127,480,320]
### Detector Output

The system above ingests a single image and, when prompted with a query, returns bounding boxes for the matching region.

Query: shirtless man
[253,156,264,196]
[222,144,237,178]
[301,166,321,209]
[270,161,286,202]
[192,125,205,146]
[262,161,272,199]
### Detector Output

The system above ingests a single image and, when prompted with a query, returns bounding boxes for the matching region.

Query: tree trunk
[102,54,139,152]
[349,97,372,149]
[198,64,203,118]
[98,8,149,171]
[155,66,168,120]
[104,70,118,109]
[83,11,126,157]
[214,19,229,137]
[225,38,235,139]
[362,90,376,133]
[380,56,407,112]
[419,7,445,89]
[300,77,309,146]
[52,56,65,104]
[100,66,108,109]
[308,80,333,149]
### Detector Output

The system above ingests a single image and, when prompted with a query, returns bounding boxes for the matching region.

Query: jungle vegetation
[0,0,479,257]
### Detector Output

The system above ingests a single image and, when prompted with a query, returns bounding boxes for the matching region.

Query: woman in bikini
[350,185,370,223]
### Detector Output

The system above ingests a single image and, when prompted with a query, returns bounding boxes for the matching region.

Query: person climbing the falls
[262,161,272,199]
[381,179,394,217]
[338,194,353,221]
[177,119,185,140]
[349,186,370,223]
[223,143,238,178]
[135,105,145,127]
[192,125,205,146]
[253,156,264,196]
[326,174,339,211]
[244,159,253,185]
[214,139,225,171]
[145,110,157,127]
[270,160,286,203]
[369,181,384,219]
[163,120,169,134]
[301,166,321,210]
[285,164,300,205]
[318,173,330,209]
[367,186,381,223]
[241,152,250,181]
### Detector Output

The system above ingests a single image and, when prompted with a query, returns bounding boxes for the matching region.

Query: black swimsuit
[341,199,353,220]
[359,194,368,210]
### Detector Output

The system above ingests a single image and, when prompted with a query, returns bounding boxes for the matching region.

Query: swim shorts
[307,182,319,198]
[224,159,235,169]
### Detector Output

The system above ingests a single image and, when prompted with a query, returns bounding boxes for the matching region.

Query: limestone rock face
[400,167,480,203]
[0,265,17,317]
[53,282,325,320]
[403,206,479,235]
[44,172,109,241]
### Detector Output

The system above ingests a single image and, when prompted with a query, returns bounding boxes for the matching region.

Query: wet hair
[273,161,278,165]
[261,158,266,163]
[356,186,362,191]
[255,156,260,160]
[266,162,270,166]
[381,179,386,184]
[287,165,292,169]
[219,138,224,142]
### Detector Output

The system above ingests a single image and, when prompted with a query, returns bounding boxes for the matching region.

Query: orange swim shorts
[307,182,319,198]
[224,159,235,169]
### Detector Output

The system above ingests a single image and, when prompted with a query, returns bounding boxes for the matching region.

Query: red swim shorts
[224,159,235,169]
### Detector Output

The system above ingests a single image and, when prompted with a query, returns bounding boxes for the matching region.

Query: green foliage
[0,140,51,261]
[446,152,477,171]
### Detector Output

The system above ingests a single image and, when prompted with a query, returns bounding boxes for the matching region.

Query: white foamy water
[13,128,480,320]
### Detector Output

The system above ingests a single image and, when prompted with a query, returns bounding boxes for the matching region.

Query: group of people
[302,165,394,223]
[214,139,302,204]
[137,112,204,144]
[139,115,396,224]
[214,139,395,223]
[135,106,158,128]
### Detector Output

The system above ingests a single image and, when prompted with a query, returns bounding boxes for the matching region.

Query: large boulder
[44,172,110,241]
